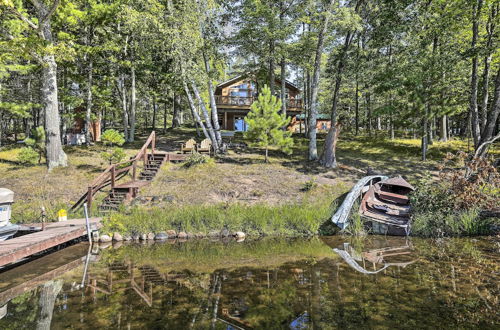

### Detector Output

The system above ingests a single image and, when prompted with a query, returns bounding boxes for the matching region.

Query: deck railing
[215,95,303,110]
[71,131,156,211]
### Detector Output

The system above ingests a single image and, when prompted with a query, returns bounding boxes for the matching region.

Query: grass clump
[101,200,334,237]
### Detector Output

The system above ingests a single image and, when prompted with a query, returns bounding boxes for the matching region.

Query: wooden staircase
[71,131,188,215]
[98,152,167,213]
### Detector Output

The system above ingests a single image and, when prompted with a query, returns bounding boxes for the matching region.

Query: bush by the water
[101,201,334,237]
[410,153,499,237]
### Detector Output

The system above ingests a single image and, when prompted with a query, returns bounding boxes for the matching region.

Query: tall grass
[101,200,334,237]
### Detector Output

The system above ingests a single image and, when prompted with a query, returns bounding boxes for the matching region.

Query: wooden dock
[0,218,101,268]
[0,243,90,305]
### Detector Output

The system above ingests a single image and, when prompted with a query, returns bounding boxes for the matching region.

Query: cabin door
[234,118,248,132]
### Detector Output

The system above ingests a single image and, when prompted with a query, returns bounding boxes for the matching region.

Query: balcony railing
[215,95,303,110]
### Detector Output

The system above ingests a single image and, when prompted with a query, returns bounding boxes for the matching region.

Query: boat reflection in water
[331,237,416,274]
[0,236,498,329]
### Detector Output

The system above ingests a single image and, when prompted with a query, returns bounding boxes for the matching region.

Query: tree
[244,85,293,162]
[1,0,68,170]
[100,128,125,164]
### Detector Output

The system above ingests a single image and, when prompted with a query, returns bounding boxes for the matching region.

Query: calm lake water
[0,236,498,329]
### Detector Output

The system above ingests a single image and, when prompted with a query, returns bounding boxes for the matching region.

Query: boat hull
[0,224,19,241]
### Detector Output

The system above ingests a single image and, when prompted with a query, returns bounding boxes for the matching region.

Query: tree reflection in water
[0,236,498,329]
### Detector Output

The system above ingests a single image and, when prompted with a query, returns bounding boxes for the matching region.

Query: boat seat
[376,190,409,205]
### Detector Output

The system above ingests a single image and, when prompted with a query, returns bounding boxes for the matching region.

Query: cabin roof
[216,73,301,92]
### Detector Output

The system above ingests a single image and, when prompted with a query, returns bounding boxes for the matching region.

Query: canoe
[359,177,415,236]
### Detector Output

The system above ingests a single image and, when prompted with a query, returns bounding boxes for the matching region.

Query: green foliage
[244,85,293,162]
[17,147,38,165]
[101,200,333,237]
[301,179,317,192]
[101,147,126,165]
[100,129,126,164]
[101,129,125,146]
[410,174,491,237]
[183,152,210,168]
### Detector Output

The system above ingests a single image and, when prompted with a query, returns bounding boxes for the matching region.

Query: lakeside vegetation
[1,128,497,237]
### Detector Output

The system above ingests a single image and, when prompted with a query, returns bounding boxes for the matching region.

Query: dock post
[83,203,92,244]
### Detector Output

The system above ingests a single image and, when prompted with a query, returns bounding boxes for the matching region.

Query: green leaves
[244,85,294,161]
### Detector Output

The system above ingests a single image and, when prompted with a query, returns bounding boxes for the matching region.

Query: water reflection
[0,236,498,329]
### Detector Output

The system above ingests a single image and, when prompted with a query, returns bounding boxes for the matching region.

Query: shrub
[101,129,125,146]
[410,153,498,237]
[101,129,126,164]
[17,147,38,165]
[101,147,126,165]
[301,179,317,192]
[183,153,210,168]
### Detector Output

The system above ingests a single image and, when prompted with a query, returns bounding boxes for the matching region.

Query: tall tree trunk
[355,77,359,136]
[152,94,157,130]
[85,60,93,145]
[480,5,496,133]
[320,1,362,168]
[440,115,448,142]
[269,40,275,95]
[183,82,208,139]
[163,101,168,133]
[172,93,181,128]
[203,52,222,147]
[280,56,286,118]
[129,66,136,142]
[366,89,372,137]
[477,67,500,156]
[191,82,218,148]
[469,0,484,149]
[320,30,353,168]
[120,75,128,141]
[308,0,334,160]
[36,280,63,330]
[37,3,67,169]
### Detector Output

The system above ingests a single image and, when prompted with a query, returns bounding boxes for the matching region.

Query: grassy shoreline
[1,128,498,237]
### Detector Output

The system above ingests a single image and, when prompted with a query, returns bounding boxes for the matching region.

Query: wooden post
[132,161,137,180]
[87,186,93,210]
[111,166,116,188]
[151,131,155,154]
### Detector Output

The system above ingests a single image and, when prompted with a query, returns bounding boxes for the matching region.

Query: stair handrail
[71,131,156,211]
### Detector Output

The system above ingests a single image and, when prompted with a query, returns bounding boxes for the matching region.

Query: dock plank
[0,218,101,267]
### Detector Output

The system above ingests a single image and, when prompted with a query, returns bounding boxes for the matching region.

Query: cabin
[64,107,101,145]
[289,113,332,133]
[215,73,303,132]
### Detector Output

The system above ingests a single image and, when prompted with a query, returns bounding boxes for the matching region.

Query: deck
[0,218,101,268]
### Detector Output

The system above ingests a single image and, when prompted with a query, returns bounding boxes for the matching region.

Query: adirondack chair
[197,138,212,155]
[180,138,196,154]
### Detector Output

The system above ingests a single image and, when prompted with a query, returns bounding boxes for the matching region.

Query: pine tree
[244,85,293,162]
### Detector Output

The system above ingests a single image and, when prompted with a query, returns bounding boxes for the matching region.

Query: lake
[0,236,498,329]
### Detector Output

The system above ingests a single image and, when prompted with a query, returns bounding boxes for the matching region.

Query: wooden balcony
[215,95,303,111]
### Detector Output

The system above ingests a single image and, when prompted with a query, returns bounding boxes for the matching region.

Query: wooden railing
[71,131,156,211]
[215,95,303,110]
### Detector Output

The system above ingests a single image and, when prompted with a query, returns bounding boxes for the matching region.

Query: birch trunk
[203,53,222,147]
[440,115,448,142]
[184,81,209,140]
[85,60,93,145]
[469,0,483,149]
[120,75,128,141]
[477,67,500,156]
[308,0,334,160]
[192,83,218,149]
[129,66,136,142]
